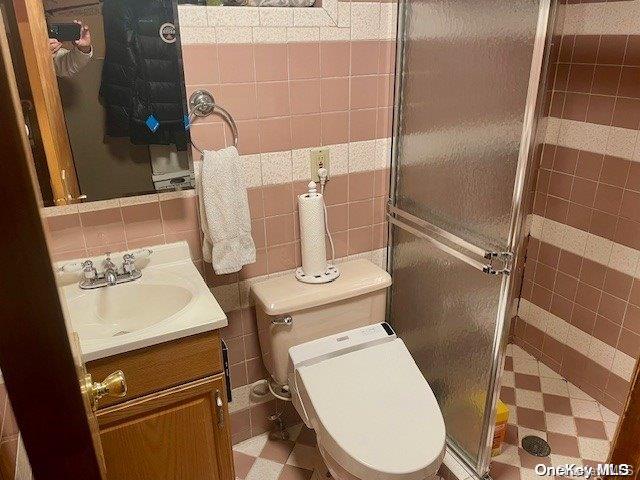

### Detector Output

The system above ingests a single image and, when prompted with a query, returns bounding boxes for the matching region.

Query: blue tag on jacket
[145,115,160,132]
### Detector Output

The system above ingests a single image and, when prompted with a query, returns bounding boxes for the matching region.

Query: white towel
[197,147,256,274]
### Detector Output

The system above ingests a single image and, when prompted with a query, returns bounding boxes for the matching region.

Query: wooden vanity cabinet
[86,331,234,480]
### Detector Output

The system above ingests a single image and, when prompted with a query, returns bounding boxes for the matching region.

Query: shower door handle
[386,204,512,276]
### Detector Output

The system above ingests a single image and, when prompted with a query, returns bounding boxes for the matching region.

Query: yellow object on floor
[492,400,510,457]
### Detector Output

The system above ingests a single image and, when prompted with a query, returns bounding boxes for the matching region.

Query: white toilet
[251,259,447,480]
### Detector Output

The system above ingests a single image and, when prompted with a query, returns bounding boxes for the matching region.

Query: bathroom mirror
[28,0,194,205]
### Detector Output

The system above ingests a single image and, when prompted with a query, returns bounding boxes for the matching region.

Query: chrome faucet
[77,249,151,290]
[103,256,118,286]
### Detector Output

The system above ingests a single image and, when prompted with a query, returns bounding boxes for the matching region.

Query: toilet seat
[293,338,446,480]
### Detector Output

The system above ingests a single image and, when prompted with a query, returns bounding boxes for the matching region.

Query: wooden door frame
[12,0,81,205]
[0,9,103,479]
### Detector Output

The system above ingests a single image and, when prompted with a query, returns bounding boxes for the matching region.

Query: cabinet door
[96,375,234,480]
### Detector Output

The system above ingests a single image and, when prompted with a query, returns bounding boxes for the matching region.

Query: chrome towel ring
[188,90,239,154]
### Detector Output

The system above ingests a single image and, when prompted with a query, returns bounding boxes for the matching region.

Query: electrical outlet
[310,147,330,182]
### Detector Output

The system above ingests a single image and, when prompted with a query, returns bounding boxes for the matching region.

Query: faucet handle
[82,260,97,281]
[102,254,116,270]
[122,253,136,274]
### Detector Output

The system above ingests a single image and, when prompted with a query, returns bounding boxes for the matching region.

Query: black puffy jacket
[100,0,189,149]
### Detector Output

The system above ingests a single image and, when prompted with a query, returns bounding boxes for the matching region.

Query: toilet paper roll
[298,192,328,277]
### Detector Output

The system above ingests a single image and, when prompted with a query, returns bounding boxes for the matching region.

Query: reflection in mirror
[41,0,194,205]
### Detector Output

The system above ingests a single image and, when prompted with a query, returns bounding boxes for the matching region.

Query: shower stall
[387,0,553,476]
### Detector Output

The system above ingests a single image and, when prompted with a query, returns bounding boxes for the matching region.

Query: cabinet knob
[84,370,128,409]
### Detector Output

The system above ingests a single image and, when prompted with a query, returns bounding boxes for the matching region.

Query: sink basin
[69,275,194,340]
[58,241,227,361]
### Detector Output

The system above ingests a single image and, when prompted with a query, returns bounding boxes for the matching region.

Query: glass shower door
[388,0,551,475]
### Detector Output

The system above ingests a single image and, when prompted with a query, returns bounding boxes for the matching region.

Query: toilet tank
[251,259,392,386]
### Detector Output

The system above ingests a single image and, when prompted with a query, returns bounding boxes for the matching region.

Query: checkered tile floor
[491,344,620,480]
[233,344,620,480]
[233,423,323,480]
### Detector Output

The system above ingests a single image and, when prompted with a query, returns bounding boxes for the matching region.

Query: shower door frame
[386,0,557,476]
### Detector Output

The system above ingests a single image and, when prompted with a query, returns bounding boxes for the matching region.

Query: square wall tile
[349,109,377,142]
[259,117,292,153]
[350,76,378,110]
[121,202,163,240]
[263,184,294,216]
[182,44,219,84]
[254,44,288,82]
[218,44,255,84]
[378,41,395,74]
[45,213,85,253]
[377,75,394,107]
[348,226,372,254]
[348,170,374,201]
[267,243,297,273]
[247,188,264,219]
[257,82,291,119]
[190,123,226,151]
[350,41,379,75]
[79,208,126,248]
[160,197,199,233]
[377,107,393,139]
[321,111,349,145]
[288,42,321,80]
[323,174,348,205]
[265,214,296,246]
[320,41,350,78]
[291,115,321,149]
[320,77,349,112]
[240,248,267,279]
[290,80,321,115]
[348,200,374,229]
[218,83,258,120]
[236,120,261,155]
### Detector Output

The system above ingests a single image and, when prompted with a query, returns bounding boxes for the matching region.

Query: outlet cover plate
[310,147,330,182]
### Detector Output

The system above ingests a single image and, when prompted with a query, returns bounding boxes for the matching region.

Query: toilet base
[317,443,441,480]
[316,444,362,480]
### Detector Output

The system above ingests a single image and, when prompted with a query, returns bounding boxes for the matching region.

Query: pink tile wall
[182,40,396,154]
[543,33,640,129]
[43,168,389,286]
[518,237,638,414]
[43,169,389,446]
[44,196,202,265]
[219,306,302,444]
[515,5,640,415]
[41,36,397,447]
[230,170,390,282]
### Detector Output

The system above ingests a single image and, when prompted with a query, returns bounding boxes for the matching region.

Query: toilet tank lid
[251,259,392,315]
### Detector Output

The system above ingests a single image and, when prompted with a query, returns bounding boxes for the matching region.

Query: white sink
[58,242,227,361]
